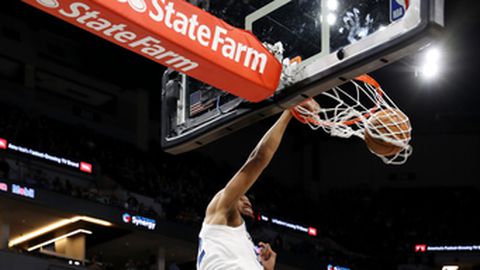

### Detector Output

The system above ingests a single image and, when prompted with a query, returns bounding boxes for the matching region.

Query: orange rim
[291,74,384,126]
[290,56,302,64]
[290,98,312,124]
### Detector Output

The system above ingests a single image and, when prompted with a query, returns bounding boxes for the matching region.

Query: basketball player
[197,102,318,270]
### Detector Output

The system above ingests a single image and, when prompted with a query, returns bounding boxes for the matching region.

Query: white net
[262,42,413,164]
[292,75,413,165]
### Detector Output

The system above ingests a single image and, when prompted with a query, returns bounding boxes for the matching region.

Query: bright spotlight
[426,48,441,62]
[418,47,442,79]
[420,62,440,78]
[327,13,337,25]
[327,0,339,11]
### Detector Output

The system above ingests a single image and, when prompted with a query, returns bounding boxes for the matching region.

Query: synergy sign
[0,137,92,174]
[23,0,282,102]
[122,213,156,230]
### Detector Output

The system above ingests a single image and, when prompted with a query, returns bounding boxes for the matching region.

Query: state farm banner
[23,0,282,102]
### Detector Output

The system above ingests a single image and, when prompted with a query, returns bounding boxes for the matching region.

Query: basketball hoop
[291,75,413,165]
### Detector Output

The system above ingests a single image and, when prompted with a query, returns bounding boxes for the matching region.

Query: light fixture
[27,229,92,252]
[74,216,112,227]
[442,266,459,270]
[419,47,442,79]
[327,13,337,25]
[9,216,111,247]
[327,0,338,11]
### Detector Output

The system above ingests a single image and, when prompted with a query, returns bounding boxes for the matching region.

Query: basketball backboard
[161,0,444,154]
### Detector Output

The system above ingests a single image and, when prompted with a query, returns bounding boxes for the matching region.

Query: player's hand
[258,242,276,270]
[290,98,320,124]
[296,98,320,114]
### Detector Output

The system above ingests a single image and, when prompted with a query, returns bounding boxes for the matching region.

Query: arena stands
[2,100,480,269]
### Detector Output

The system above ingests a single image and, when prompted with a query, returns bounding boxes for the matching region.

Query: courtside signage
[0,137,92,174]
[271,217,315,235]
[12,184,35,199]
[23,0,282,102]
[415,244,427,252]
[259,214,318,237]
[415,244,480,252]
[327,265,350,270]
[0,138,7,149]
[0,182,8,192]
[0,182,35,198]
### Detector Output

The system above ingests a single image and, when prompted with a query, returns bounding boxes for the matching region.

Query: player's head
[237,195,254,218]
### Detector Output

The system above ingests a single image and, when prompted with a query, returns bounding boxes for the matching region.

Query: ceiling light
[9,216,111,247]
[327,0,338,11]
[418,47,442,79]
[27,229,92,252]
[327,13,337,25]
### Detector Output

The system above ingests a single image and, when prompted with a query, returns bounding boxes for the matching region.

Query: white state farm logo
[29,0,268,75]
[118,0,147,13]
[36,0,59,8]
[36,0,147,11]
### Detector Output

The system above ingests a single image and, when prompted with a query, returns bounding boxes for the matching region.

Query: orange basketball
[364,109,411,157]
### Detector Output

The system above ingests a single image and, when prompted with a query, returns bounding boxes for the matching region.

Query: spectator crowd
[1,102,480,269]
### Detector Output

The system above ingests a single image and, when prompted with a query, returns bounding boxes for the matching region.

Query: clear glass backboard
[161,0,444,154]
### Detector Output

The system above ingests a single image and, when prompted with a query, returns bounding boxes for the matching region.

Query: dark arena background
[1,0,480,270]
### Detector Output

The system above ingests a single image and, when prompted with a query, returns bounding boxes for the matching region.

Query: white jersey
[197,222,264,270]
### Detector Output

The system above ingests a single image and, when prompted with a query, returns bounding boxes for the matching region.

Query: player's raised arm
[215,110,292,212]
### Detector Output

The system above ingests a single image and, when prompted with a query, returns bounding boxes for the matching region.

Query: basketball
[364,109,411,157]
